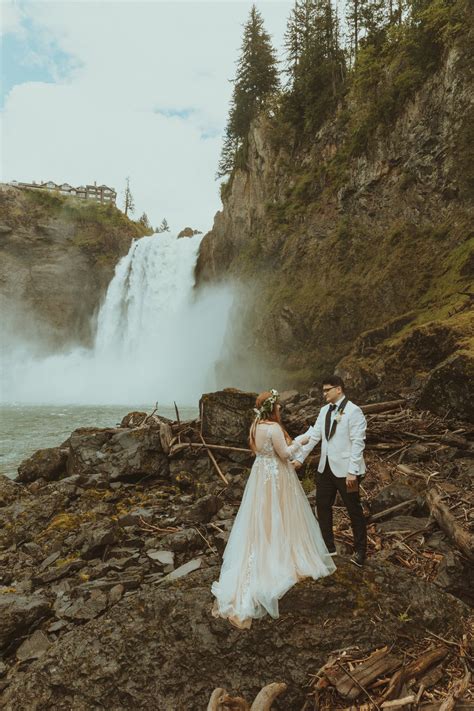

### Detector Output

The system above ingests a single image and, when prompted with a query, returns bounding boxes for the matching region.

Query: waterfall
[1,233,234,405]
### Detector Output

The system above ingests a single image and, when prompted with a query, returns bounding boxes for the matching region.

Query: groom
[293,376,368,567]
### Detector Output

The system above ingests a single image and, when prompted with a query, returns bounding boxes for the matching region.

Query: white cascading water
[1,233,234,405]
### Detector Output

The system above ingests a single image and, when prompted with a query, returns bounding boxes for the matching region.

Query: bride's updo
[249,390,292,453]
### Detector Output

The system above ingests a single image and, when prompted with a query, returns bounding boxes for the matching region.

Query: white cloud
[1,0,292,231]
[0,1,25,37]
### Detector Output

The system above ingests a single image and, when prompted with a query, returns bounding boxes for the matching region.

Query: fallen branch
[381,695,415,708]
[169,442,253,457]
[174,401,181,426]
[361,400,406,414]
[199,433,229,486]
[426,488,474,561]
[369,499,417,523]
[250,682,287,711]
[382,647,448,701]
[438,663,471,711]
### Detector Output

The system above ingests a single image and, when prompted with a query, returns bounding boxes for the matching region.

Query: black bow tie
[329,404,337,412]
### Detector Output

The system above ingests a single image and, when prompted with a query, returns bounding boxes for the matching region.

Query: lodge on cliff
[9,180,117,205]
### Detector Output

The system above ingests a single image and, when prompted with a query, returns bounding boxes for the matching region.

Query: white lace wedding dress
[211,422,336,628]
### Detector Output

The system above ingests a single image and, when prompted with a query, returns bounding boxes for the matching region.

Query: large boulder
[417,352,474,422]
[200,389,257,447]
[67,423,169,485]
[0,475,22,507]
[17,446,69,483]
[0,594,51,651]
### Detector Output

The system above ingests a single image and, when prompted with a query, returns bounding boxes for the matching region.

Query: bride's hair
[249,391,292,453]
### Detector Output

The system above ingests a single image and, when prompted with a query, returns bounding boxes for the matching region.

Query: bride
[211,389,336,629]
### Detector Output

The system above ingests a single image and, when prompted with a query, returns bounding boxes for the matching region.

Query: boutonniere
[334,412,344,423]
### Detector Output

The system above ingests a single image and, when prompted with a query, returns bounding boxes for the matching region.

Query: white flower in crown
[334,412,344,423]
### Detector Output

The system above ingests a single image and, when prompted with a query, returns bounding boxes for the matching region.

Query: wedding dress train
[211,423,336,628]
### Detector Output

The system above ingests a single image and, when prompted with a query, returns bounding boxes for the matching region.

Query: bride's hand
[299,436,310,445]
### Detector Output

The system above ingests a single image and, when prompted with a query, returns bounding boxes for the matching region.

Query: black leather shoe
[350,551,366,567]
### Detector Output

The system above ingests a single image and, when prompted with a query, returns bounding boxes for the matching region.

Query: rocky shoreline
[0,389,473,709]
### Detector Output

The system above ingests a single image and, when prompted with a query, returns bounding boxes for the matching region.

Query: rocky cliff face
[196,39,474,416]
[0,185,147,349]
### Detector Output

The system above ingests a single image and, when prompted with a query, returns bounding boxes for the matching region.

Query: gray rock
[146,550,174,566]
[68,424,169,484]
[0,475,22,507]
[370,482,418,515]
[0,594,51,650]
[160,528,202,552]
[161,558,202,583]
[17,446,68,483]
[376,515,430,533]
[417,353,474,422]
[16,630,50,661]
[200,389,257,447]
[108,584,125,605]
[82,524,117,557]
[181,494,222,524]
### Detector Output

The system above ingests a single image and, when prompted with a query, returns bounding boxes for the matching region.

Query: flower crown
[254,389,280,420]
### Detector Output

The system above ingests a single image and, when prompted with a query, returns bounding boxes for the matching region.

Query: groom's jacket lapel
[327,397,349,441]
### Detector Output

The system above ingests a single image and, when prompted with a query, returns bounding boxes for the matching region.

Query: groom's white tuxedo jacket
[294,399,367,477]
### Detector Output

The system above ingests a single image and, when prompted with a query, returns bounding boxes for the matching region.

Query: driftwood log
[360,400,406,414]
[325,647,400,701]
[382,646,449,700]
[426,489,474,561]
[207,683,287,711]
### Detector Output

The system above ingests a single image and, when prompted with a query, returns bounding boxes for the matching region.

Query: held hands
[346,474,358,492]
[292,460,303,471]
[299,436,310,445]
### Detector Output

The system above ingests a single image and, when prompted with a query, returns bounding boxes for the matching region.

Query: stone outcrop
[177,226,202,238]
[0,184,148,349]
[195,35,474,418]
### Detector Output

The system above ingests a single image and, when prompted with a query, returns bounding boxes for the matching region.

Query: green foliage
[217,5,279,177]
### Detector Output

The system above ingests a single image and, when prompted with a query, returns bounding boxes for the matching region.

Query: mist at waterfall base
[1,233,236,407]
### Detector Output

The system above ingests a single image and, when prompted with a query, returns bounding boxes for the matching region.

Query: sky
[0,0,293,232]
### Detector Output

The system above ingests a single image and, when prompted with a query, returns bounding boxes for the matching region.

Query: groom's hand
[292,460,303,471]
[346,474,358,492]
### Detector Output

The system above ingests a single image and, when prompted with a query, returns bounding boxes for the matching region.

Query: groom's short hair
[322,375,345,390]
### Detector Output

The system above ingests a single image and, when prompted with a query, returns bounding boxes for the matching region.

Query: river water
[0,403,198,479]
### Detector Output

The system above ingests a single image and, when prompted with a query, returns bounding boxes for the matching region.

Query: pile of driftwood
[300,637,473,711]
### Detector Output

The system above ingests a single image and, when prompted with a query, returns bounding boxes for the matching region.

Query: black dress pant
[315,461,367,555]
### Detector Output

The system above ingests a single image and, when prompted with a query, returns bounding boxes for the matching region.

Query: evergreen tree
[138,212,152,233]
[217,5,279,177]
[156,218,170,233]
[123,177,135,217]
[284,0,345,133]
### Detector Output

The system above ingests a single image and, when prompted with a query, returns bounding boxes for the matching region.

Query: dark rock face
[18,447,68,483]
[177,227,202,238]
[200,389,257,447]
[67,423,169,485]
[0,595,51,651]
[194,39,473,412]
[0,563,468,710]
[369,482,418,514]
[0,184,146,349]
[417,353,474,422]
[0,476,21,507]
